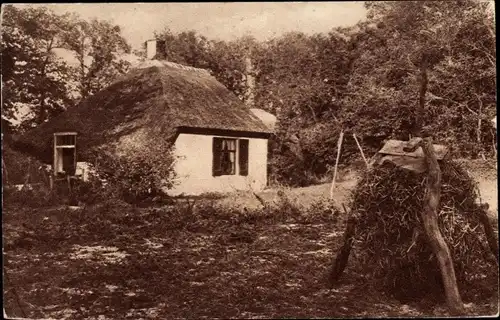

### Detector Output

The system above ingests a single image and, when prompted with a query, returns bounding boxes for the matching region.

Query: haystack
[333,140,498,302]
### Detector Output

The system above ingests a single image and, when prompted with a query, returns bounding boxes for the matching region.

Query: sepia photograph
[1,1,498,318]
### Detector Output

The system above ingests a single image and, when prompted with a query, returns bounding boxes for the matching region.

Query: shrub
[3,183,61,208]
[69,174,111,205]
[83,139,176,204]
[306,197,341,224]
[268,126,374,188]
[2,143,51,186]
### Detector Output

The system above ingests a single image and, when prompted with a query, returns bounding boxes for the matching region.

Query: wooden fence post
[328,204,356,286]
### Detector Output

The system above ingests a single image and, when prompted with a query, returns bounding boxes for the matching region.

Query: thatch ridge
[132,59,212,76]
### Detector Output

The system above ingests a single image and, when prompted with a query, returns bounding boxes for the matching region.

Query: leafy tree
[1,5,131,131]
[258,0,496,185]
[342,1,496,157]
[153,29,255,102]
[63,18,131,99]
[210,35,260,102]
[1,5,75,131]
[251,31,352,183]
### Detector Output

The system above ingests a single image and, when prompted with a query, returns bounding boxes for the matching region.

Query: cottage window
[53,132,77,176]
[213,138,249,176]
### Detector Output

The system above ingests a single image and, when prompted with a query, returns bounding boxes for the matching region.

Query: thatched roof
[13,60,271,163]
[250,108,277,131]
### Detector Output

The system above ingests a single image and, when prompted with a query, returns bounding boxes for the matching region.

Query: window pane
[227,140,236,150]
[221,151,234,175]
[56,135,76,146]
[214,138,237,176]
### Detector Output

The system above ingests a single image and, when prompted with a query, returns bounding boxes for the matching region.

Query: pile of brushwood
[349,160,498,302]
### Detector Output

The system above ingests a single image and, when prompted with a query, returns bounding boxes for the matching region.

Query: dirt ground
[3,159,498,319]
[4,203,498,319]
[462,159,498,214]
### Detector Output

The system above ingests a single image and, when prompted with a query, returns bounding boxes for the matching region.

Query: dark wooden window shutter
[239,139,249,176]
[213,137,223,176]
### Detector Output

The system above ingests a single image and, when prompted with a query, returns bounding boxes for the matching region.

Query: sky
[13,2,368,49]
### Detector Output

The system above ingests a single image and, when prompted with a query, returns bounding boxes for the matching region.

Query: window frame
[212,137,249,177]
[220,138,237,176]
[53,132,77,176]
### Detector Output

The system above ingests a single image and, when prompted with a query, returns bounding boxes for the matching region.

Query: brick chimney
[146,39,166,60]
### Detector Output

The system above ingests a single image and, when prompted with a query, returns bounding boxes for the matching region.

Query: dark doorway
[62,148,76,176]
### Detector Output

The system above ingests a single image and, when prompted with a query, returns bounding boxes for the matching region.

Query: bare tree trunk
[244,56,255,108]
[37,38,55,125]
[78,36,89,99]
[415,54,464,315]
[420,138,465,316]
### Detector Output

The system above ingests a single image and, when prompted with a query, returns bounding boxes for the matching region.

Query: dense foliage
[80,140,177,204]
[1,6,76,130]
[2,142,50,186]
[2,1,496,186]
[1,5,130,131]
[150,1,496,186]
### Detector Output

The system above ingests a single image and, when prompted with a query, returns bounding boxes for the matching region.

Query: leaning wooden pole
[329,130,344,199]
[477,204,499,263]
[353,133,369,169]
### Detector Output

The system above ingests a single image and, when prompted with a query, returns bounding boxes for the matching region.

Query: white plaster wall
[168,133,268,195]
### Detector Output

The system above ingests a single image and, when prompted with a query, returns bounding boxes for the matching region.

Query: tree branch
[471,43,495,68]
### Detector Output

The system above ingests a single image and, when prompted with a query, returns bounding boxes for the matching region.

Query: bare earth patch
[3,160,497,318]
[70,245,129,264]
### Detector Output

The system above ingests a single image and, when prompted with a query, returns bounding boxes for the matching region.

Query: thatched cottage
[14,40,275,195]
